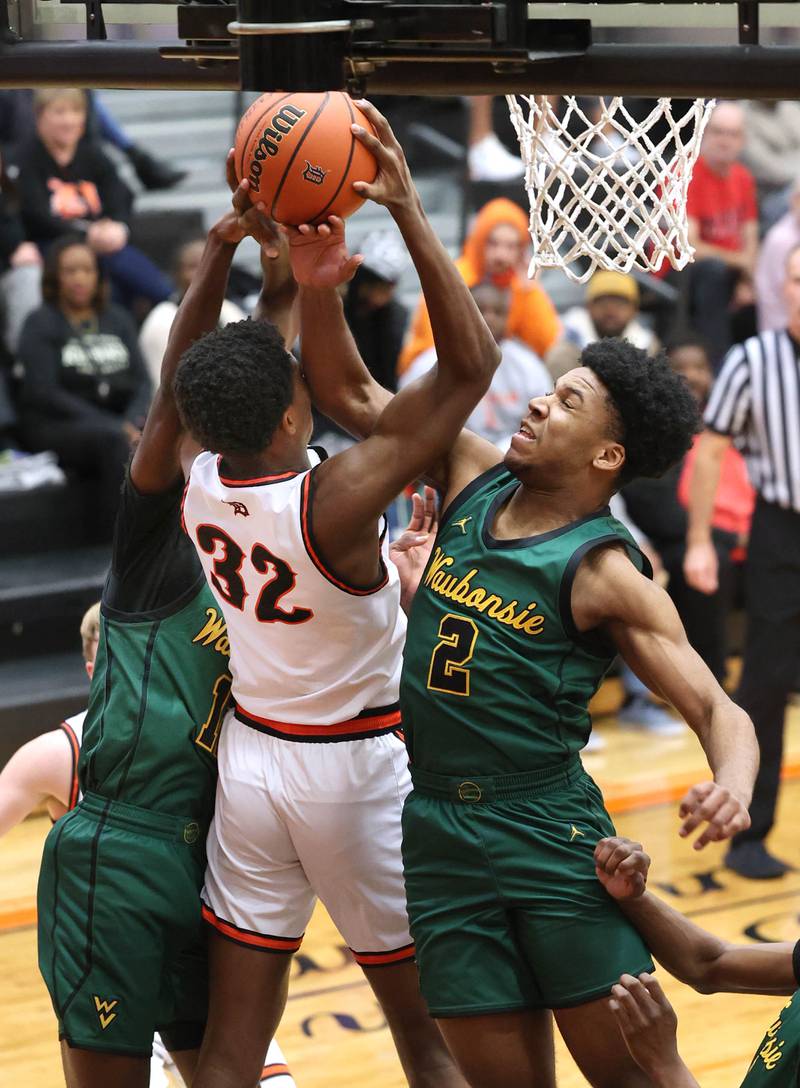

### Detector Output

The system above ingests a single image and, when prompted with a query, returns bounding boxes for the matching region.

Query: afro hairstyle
[174,319,294,454]
[580,338,701,484]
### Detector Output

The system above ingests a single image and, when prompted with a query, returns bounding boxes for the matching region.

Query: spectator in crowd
[139,236,246,387]
[397,196,560,375]
[754,177,800,332]
[312,228,409,457]
[685,244,800,880]
[622,334,753,685]
[399,282,550,450]
[683,101,759,369]
[15,88,172,311]
[740,98,800,229]
[16,235,151,542]
[0,149,41,352]
[0,89,185,191]
[546,270,659,379]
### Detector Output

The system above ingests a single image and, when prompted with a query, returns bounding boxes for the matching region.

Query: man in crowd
[685,243,800,880]
[683,101,759,368]
[755,178,800,332]
[546,270,658,380]
[741,98,800,229]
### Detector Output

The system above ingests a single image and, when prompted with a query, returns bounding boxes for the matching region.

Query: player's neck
[494,481,606,538]
[219,447,311,481]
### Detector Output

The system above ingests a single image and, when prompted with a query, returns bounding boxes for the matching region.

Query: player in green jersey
[595,835,800,1087]
[36,164,296,1088]
[297,254,759,1083]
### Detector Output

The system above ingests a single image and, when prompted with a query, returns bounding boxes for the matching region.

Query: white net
[506,95,715,283]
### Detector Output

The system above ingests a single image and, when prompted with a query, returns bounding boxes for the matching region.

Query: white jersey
[182,451,406,736]
[59,709,86,812]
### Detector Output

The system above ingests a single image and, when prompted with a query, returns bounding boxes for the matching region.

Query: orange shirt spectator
[397,198,560,376]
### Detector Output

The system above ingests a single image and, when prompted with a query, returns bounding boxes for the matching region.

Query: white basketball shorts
[202,709,414,967]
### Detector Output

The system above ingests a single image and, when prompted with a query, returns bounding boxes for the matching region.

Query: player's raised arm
[292,103,499,559]
[574,547,758,850]
[131,153,280,493]
[596,837,797,997]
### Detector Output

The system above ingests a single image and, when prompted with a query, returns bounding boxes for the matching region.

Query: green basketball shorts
[401,759,654,1017]
[37,792,210,1056]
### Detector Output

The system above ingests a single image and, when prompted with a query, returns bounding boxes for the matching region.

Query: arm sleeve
[18,311,109,422]
[703,343,751,437]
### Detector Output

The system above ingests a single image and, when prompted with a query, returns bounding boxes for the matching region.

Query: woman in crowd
[17,235,151,541]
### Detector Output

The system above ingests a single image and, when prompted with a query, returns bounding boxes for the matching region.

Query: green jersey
[79,474,232,825]
[742,992,800,1087]
[400,465,649,776]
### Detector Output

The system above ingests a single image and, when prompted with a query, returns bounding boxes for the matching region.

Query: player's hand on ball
[284,216,363,288]
[678,780,751,849]
[594,836,650,900]
[389,487,438,614]
[350,100,417,214]
[212,150,281,257]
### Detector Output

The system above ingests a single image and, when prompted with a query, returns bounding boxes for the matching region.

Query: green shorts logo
[93,995,118,1029]
[183,821,200,845]
[457,781,483,802]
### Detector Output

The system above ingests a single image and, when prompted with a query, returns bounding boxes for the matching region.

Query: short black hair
[581,338,700,485]
[174,319,294,454]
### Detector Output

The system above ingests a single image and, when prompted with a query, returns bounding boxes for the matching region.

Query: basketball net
[506,96,715,283]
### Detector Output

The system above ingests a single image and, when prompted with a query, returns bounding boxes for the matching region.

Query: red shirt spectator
[687,155,758,252]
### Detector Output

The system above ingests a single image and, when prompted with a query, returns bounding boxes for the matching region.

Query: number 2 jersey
[181,451,406,735]
[79,472,231,827]
[400,464,650,776]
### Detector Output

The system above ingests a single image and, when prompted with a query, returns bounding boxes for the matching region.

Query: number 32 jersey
[182,451,406,732]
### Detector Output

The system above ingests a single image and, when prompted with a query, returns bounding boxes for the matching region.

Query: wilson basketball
[234,91,378,225]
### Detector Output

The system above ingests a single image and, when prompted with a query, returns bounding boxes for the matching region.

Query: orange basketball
[234,91,378,225]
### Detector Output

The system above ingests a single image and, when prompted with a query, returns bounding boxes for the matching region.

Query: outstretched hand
[389,487,438,614]
[211,149,281,256]
[594,836,650,901]
[283,216,363,289]
[678,780,750,850]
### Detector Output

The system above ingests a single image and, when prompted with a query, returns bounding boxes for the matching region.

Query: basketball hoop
[506,96,715,284]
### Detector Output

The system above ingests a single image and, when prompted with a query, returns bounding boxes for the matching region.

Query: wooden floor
[3,702,800,1087]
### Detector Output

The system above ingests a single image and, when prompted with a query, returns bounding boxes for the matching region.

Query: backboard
[1,1,800,96]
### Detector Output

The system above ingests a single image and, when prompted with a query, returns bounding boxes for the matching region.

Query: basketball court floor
[3,693,799,1087]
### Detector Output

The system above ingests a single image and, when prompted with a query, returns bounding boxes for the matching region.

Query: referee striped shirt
[705,330,800,512]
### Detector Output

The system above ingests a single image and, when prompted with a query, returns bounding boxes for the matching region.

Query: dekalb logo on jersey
[223,499,250,517]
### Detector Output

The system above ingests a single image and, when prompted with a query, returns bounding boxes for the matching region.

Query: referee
[684,244,800,880]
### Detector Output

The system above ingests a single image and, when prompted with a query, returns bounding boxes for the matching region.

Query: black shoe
[724,842,792,880]
[126,145,187,191]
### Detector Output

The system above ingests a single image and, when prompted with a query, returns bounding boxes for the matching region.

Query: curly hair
[580,338,701,484]
[174,319,294,454]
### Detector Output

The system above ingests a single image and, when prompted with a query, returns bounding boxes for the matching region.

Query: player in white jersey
[174,102,499,1088]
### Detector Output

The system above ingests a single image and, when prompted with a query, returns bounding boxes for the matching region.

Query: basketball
[234,91,378,225]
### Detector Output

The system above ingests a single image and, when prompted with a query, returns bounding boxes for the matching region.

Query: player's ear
[593,441,625,475]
